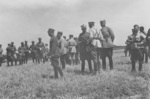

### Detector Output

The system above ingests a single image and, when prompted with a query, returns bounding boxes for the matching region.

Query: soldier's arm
[108,27,115,42]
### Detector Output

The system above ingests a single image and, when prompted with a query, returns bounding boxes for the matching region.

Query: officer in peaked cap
[88,21,95,27]
[81,24,87,29]
[48,28,55,33]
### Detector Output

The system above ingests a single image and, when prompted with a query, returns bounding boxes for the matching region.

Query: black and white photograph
[0,0,149,99]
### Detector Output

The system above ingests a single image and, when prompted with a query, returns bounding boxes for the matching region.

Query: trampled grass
[0,50,149,99]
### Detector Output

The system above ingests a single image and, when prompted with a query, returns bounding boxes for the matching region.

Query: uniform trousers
[51,56,63,78]
[101,48,113,70]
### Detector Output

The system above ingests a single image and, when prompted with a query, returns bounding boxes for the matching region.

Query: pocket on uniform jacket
[102,38,114,48]
[107,38,114,47]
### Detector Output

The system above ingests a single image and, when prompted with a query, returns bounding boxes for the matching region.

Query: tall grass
[0,51,149,99]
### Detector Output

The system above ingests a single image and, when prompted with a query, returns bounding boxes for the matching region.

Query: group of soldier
[125,25,150,72]
[78,20,115,75]
[0,20,115,78]
[2,20,149,79]
[47,20,115,78]
[0,38,49,66]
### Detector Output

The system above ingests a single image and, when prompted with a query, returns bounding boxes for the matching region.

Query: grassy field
[0,50,149,99]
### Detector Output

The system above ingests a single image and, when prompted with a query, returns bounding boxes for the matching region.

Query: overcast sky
[0,0,150,51]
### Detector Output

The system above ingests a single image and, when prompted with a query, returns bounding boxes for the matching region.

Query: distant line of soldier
[0,35,80,67]
[1,38,49,66]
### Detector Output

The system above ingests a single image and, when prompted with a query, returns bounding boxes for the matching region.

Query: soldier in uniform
[78,24,98,74]
[18,42,26,65]
[36,38,45,63]
[57,31,67,69]
[44,43,49,62]
[0,44,3,66]
[74,37,80,65]
[129,25,145,71]
[88,21,103,71]
[63,36,70,65]
[100,20,115,70]
[6,44,13,66]
[48,28,63,79]
[124,38,131,57]
[24,41,29,64]
[29,41,38,63]
[139,26,148,63]
[146,28,150,58]
[10,42,17,65]
[68,35,77,65]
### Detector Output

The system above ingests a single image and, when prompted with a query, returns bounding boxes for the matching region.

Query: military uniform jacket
[30,45,37,52]
[24,44,29,52]
[36,42,44,49]
[58,37,67,55]
[6,47,12,56]
[49,36,60,57]
[10,45,16,54]
[78,32,96,60]
[101,27,115,48]
[18,46,25,53]
[127,33,145,49]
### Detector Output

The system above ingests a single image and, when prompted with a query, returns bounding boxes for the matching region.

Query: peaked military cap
[100,20,106,23]
[69,34,73,37]
[48,28,55,32]
[58,31,63,35]
[88,21,95,25]
[81,24,87,29]
[38,37,42,40]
